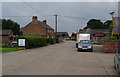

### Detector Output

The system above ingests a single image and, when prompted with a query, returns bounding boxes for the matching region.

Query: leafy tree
[0,19,2,30]
[2,19,20,35]
[84,19,105,29]
[84,19,112,29]
[104,20,112,29]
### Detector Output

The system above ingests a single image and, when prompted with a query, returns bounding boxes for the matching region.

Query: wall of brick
[2,36,10,44]
[103,41,120,53]
[22,17,55,38]
[22,21,47,36]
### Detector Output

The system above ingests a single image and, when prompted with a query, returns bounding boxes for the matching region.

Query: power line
[22,0,47,20]
[2,15,54,17]
[58,20,87,24]
[58,15,88,20]
[58,15,108,21]
[2,14,109,21]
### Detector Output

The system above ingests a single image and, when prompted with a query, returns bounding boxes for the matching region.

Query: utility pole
[54,14,57,39]
[110,11,114,37]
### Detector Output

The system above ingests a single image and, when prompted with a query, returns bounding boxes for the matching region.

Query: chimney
[43,20,47,24]
[32,16,38,21]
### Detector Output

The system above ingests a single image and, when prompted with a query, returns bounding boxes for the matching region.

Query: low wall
[103,40,120,53]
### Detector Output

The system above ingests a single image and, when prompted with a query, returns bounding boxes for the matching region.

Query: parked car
[11,41,17,47]
[77,40,93,52]
[114,50,120,75]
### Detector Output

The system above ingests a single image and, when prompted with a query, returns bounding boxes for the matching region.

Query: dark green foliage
[17,36,57,49]
[47,37,55,44]
[17,36,47,49]
[55,38,59,43]
[0,19,2,30]
[84,19,112,29]
[104,20,112,29]
[2,19,20,35]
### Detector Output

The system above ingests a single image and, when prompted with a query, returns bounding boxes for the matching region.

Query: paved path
[2,41,117,75]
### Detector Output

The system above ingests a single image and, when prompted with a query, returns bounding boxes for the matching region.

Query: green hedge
[18,36,47,49]
[47,37,55,44]
[55,38,59,43]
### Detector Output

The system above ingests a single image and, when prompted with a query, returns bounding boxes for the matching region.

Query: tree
[84,19,112,29]
[2,19,20,35]
[0,19,2,30]
[104,20,112,29]
[84,19,105,29]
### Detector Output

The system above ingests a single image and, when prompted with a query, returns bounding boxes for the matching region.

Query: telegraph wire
[58,15,108,21]
[2,15,109,22]
[22,0,47,20]
[2,14,109,22]
[58,15,88,20]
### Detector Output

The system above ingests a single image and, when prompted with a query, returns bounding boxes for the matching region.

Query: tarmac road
[2,41,117,75]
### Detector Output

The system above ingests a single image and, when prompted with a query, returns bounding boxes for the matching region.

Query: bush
[47,37,55,44]
[55,38,59,43]
[17,36,47,49]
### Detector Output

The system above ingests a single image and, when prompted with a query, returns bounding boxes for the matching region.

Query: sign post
[18,39,25,47]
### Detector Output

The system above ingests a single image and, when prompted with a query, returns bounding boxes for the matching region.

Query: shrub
[55,38,59,43]
[17,36,47,49]
[47,37,55,44]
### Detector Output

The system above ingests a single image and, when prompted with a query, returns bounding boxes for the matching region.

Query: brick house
[22,16,55,38]
[0,29,14,44]
[77,28,109,42]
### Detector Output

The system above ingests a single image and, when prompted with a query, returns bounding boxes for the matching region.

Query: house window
[48,30,49,33]
[41,35,45,37]
[47,36,49,38]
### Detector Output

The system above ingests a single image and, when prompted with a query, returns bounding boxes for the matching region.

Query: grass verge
[0,47,24,52]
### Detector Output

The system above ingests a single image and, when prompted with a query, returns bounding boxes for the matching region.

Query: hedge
[17,36,47,49]
[47,37,59,44]
[47,37,55,44]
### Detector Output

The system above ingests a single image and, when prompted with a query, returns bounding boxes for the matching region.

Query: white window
[48,30,49,33]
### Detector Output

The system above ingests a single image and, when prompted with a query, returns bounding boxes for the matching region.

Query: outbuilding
[0,29,14,44]
[78,28,109,42]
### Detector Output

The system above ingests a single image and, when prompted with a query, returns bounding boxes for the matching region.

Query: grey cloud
[2,2,118,35]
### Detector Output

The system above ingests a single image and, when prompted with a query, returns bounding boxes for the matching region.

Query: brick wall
[22,16,55,38]
[0,30,14,44]
[2,36,10,44]
[103,41,120,53]
[22,21,47,36]
[46,29,55,38]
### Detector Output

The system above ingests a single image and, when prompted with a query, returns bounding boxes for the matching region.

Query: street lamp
[110,11,114,18]
[110,11,114,37]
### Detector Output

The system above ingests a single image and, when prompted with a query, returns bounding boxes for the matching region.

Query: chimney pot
[32,16,38,21]
[43,20,47,24]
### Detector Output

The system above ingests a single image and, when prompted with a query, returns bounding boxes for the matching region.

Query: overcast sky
[1,1,118,35]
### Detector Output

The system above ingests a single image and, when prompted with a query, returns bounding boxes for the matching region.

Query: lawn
[0,48,23,52]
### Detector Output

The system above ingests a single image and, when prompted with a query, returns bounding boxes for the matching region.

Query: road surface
[2,41,117,75]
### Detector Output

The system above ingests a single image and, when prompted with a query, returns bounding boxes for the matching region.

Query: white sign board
[18,39,25,46]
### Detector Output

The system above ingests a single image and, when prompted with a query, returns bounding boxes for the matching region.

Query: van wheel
[114,64,116,69]
[117,65,120,76]
[90,49,93,52]
[114,61,116,69]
